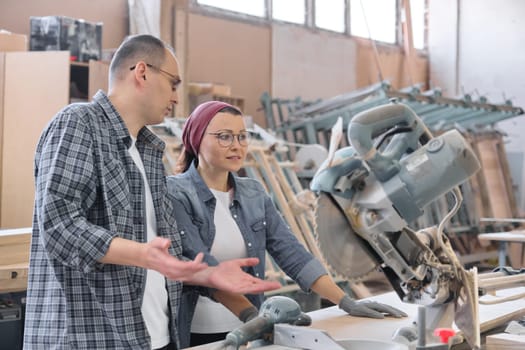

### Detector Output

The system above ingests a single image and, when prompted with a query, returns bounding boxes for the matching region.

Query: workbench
[185,287,525,349]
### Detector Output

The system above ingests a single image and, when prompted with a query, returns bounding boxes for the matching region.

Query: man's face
[146,49,180,125]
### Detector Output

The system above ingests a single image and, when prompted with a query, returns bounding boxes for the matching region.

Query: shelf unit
[70,60,109,102]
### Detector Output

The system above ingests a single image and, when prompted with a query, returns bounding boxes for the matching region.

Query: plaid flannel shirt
[24,91,182,349]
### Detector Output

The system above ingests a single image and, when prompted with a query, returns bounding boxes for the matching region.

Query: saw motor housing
[312,102,480,306]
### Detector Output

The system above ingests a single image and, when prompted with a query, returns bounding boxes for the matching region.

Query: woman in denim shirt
[167,101,407,348]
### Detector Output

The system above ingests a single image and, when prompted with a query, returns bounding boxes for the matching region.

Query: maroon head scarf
[182,101,241,156]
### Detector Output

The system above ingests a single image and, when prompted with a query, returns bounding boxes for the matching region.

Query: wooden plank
[468,132,523,267]
[486,333,525,350]
[0,54,4,229]
[477,137,513,218]
[478,231,525,243]
[0,227,31,292]
[478,231,525,267]
[0,227,31,267]
[401,0,416,85]
[469,135,492,225]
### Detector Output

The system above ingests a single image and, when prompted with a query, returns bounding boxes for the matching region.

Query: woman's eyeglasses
[207,132,251,147]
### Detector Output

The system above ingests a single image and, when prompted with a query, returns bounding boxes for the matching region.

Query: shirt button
[247,242,252,247]
[255,273,260,277]
[263,221,266,226]
[180,230,185,235]
[233,214,237,218]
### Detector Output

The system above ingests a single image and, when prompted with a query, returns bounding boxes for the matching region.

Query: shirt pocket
[102,158,132,211]
[249,218,267,250]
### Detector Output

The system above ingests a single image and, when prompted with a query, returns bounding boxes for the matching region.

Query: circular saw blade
[315,193,379,280]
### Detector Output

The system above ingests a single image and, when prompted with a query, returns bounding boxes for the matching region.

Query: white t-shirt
[190,188,248,333]
[128,138,170,349]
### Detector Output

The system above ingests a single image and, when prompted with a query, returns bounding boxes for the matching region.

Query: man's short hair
[109,34,171,82]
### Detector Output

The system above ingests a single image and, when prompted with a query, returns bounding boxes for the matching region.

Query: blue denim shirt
[166,163,327,348]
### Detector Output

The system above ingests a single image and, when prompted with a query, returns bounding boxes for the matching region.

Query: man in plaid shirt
[23,34,279,350]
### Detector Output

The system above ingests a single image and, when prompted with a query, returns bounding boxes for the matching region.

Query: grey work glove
[339,295,408,319]
[238,305,259,323]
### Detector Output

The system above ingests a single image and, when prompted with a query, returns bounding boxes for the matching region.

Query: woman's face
[197,112,249,174]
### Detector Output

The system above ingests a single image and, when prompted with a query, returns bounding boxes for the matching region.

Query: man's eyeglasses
[208,132,251,147]
[130,63,181,90]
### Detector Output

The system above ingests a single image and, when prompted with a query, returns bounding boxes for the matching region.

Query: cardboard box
[0,32,27,52]
[29,16,102,62]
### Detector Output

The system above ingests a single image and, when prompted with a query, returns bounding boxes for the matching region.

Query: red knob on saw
[434,328,455,343]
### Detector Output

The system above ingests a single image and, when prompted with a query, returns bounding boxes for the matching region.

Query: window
[315,0,346,33]
[350,0,396,44]
[195,0,427,50]
[272,0,305,24]
[410,0,426,50]
[197,0,265,18]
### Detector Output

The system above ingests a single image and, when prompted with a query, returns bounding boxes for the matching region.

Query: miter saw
[310,101,482,349]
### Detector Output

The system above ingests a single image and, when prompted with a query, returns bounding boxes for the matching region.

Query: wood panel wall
[0,51,69,228]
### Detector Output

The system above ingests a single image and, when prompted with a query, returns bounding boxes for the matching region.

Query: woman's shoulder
[167,173,195,196]
[234,176,266,194]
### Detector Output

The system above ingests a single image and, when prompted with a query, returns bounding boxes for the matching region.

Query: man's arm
[101,236,280,294]
[100,236,208,280]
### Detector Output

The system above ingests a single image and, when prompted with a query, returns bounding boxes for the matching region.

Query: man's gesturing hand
[142,239,279,293]
[144,237,208,281]
[188,257,281,294]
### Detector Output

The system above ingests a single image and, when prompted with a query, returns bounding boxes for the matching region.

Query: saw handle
[348,102,433,182]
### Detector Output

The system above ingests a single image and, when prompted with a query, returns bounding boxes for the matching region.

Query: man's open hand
[144,237,208,281]
[188,257,281,294]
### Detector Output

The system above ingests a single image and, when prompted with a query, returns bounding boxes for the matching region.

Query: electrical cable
[359,0,385,82]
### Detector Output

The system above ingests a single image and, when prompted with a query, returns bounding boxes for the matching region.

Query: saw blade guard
[347,102,433,182]
[346,102,481,224]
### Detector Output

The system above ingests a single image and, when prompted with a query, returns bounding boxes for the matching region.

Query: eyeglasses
[130,63,181,91]
[207,131,251,147]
